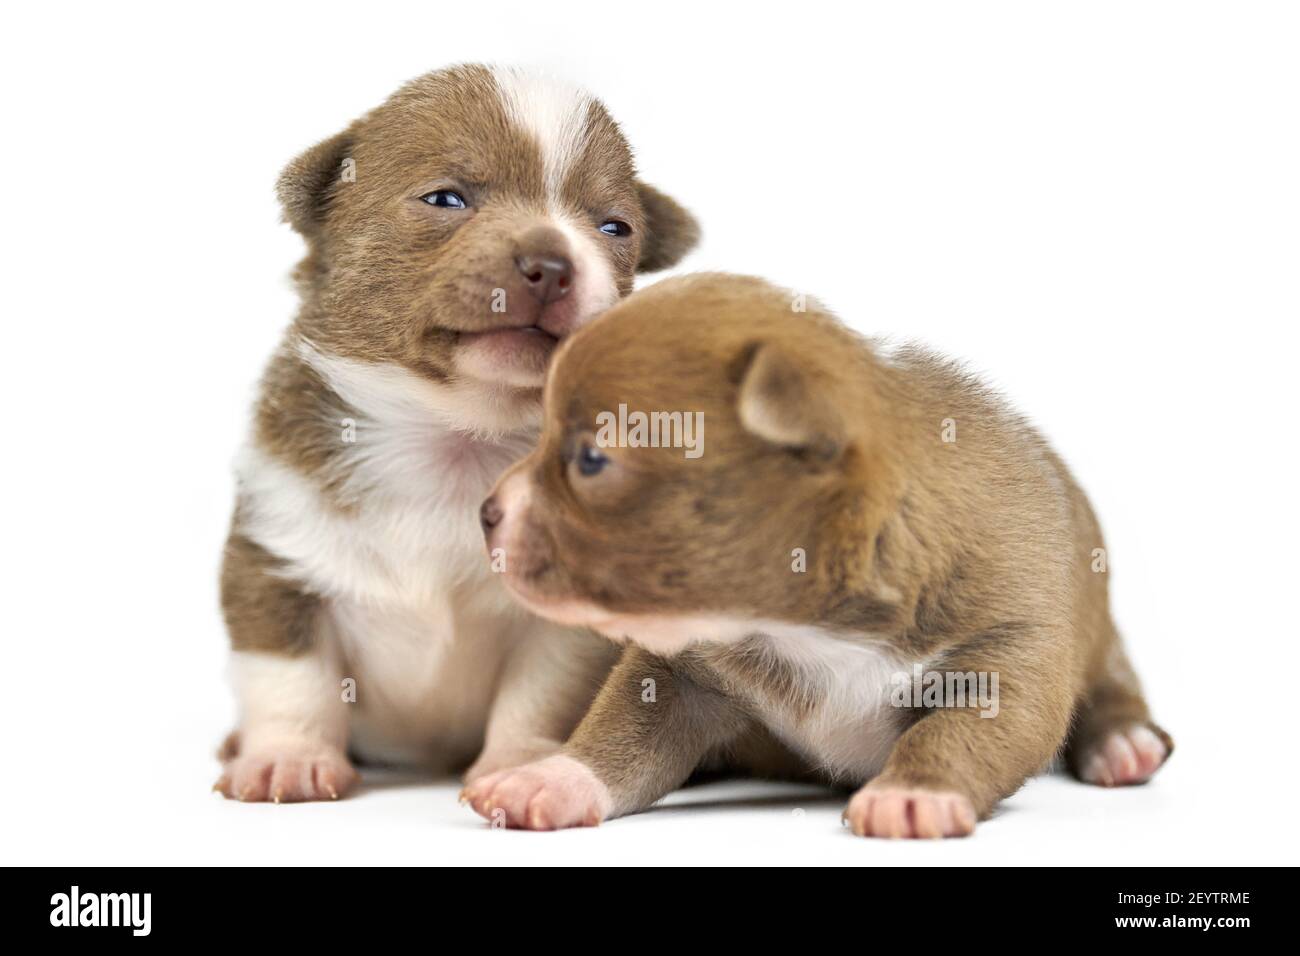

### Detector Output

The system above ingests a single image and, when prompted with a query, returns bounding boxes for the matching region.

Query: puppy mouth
[454,323,562,383]
[460,323,559,352]
[450,289,593,386]
[491,551,563,608]
[499,572,608,630]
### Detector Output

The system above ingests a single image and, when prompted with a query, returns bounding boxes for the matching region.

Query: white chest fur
[584,611,919,783]
[241,342,539,605]
[235,433,523,610]
[233,344,540,765]
[719,624,917,783]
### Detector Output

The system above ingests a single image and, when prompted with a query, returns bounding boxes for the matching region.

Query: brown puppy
[216,65,698,802]
[465,272,1172,837]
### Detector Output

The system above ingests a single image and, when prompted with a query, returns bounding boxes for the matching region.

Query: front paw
[463,738,562,787]
[461,755,611,830]
[844,783,977,839]
[214,743,358,803]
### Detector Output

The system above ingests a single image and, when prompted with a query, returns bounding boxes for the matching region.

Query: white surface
[15,754,1269,866]
[2,1,1297,866]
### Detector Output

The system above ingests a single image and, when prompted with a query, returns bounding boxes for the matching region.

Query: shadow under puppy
[466,272,1172,837]
[216,65,698,802]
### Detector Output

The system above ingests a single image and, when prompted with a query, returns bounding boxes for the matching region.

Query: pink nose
[480,496,503,537]
[515,253,573,305]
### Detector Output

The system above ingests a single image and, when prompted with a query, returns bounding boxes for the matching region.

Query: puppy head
[278,65,699,417]
[481,273,904,653]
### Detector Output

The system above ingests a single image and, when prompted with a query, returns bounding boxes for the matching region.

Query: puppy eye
[576,443,610,477]
[421,190,467,209]
[599,219,631,237]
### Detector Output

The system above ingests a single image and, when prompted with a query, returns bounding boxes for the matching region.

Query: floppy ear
[636,182,700,272]
[275,128,355,239]
[735,342,844,461]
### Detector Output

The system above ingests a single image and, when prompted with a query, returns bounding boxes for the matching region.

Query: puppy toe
[846,785,976,839]
[466,755,610,830]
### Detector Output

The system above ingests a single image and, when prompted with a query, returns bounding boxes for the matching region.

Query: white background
[3,1,1297,865]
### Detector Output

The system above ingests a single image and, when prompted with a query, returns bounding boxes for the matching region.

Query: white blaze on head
[491,66,595,201]
[490,67,619,332]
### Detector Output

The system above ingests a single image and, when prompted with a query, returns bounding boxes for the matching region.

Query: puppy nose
[480,496,503,535]
[515,253,573,304]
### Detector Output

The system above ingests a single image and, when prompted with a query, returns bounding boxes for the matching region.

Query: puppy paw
[1077,724,1170,787]
[844,784,977,839]
[463,738,562,787]
[461,754,611,830]
[214,744,358,803]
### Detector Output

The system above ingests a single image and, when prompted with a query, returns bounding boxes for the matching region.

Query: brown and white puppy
[215,65,698,802]
[465,272,1172,837]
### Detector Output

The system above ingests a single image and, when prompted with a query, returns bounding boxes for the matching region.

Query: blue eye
[577,444,609,476]
[422,190,467,209]
[599,220,631,237]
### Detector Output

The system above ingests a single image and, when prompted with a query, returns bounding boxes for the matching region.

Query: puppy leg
[463,648,747,829]
[218,647,356,802]
[463,622,618,784]
[215,528,356,802]
[846,627,1074,839]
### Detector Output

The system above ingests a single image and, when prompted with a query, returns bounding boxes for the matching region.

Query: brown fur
[216,65,699,800]
[245,64,694,502]
[220,522,321,654]
[224,63,700,650]
[487,273,1171,822]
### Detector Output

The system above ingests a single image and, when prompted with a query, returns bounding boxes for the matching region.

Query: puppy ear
[636,182,700,272]
[735,342,844,461]
[276,129,355,238]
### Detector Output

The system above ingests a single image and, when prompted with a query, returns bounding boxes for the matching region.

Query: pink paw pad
[1080,725,1169,787]
[461,755,611,830]
[844,785,977,839]
[214,747,358,803]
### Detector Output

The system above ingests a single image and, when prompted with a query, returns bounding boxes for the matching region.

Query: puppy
[216,65,699,802]
[465,272,1172,836]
